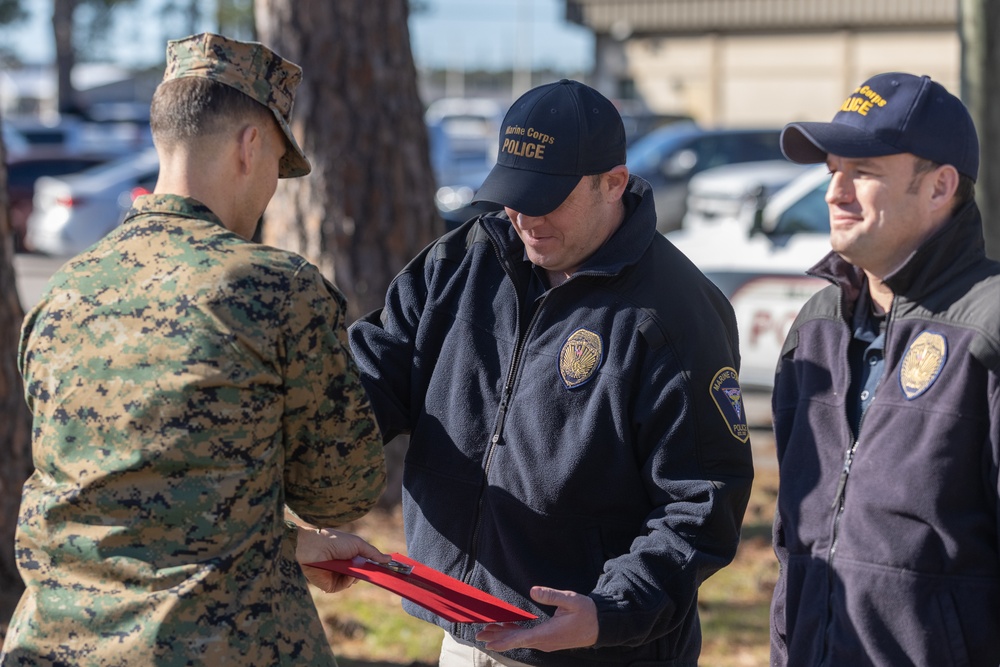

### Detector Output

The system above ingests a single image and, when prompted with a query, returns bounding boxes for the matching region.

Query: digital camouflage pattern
[2,194,386,666]
[162,32,311,179]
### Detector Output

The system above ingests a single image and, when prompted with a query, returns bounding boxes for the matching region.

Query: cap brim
[781,122,902,165]
[273,109,311,178]
[472,162,582,217]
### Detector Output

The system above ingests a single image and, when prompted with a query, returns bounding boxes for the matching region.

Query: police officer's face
[825,153,944,278]
[505,171,625,286]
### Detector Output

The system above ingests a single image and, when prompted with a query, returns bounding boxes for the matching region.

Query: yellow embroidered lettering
[527,128,555,145]
[502,139,546,160]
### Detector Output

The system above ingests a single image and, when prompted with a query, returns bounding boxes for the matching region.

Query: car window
[724,132,783,163]
[688,135,728,173]
[684,131,784,176]
[772,177,831,234]
[625,124,699,174]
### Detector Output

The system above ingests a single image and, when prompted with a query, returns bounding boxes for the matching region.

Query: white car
[669,164,832,392]
[681,159,814,232]
[26,148,159,257]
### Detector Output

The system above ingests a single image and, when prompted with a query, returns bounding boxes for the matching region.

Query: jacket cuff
[589,593,630,648]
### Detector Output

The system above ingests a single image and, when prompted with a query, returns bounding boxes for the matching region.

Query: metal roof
[566,0,959,35]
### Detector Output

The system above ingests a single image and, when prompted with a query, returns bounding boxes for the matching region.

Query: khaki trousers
[438,632,535,667]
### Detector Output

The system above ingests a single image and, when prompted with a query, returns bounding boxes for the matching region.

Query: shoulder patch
[899,331,947,400]
[710,367,749,443]
[559,328,603,389]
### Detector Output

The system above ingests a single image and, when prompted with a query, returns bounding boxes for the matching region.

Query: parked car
[27,148,160,257]
[3,121,30,157]
[626,123,785,233]
[8,148,120,252]
[7,115,88,151]
[681,159,814,232]
[425,98,505,229]
[613,99,692,146]
[668,164,832,393]
[755,162,831,236]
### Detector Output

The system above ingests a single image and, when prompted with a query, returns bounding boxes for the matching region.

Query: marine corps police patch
[710,367,749,443]
[559,328,603,389]
[899,331,947,399]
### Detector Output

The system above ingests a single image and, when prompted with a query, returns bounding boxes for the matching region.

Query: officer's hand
[296,527,389,594]
[475,586,599,653]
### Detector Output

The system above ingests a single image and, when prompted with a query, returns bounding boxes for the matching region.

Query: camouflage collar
[123,193,225,229]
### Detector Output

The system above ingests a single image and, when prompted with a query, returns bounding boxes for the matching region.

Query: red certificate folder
[306,552,537,624]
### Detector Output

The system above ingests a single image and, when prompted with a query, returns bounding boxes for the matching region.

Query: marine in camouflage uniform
[1,34,386,667]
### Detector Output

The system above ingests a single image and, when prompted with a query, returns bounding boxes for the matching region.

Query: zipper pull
[492,393,510,445]
[831,442,858,509]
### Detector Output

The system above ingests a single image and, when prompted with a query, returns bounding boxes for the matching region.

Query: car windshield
[771,177,831,235]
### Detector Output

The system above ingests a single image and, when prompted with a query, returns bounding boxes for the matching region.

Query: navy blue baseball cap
[472,79,626,216]
[781,72,979,182]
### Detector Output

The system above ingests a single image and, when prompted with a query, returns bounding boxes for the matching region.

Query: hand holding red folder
[476,585,598,653]
[306,552,537,624]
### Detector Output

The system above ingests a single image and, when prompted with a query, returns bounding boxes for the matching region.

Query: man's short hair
[909,157,976,212]
[156,33,310,178]
[150,76,273,147]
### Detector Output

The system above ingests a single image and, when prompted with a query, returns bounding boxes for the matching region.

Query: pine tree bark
[52,0,81,115]
[255,0,442,322]
[255,1,442,508]
[0,112,33,635]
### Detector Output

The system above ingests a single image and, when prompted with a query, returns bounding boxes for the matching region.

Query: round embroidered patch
[899,331,947,400]
[558,328,603,389]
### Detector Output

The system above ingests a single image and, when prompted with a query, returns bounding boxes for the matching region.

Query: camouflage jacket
[2,195,386,666]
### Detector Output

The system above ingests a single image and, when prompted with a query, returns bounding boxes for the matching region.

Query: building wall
[619,28,959,127]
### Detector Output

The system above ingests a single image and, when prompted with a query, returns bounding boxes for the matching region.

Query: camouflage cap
[163,32,311,178]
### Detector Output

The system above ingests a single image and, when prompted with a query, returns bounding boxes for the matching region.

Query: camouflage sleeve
[280,263,386,526]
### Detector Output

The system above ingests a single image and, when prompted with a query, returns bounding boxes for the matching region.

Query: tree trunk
[254,0,443,322]
[0,111,33,636]
[960,0,1000,259]
[255,1,441,510]
[52,0,80,115]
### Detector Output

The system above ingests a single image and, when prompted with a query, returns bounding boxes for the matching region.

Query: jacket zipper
[828,308,892,553]
[463,238,546,585]
[820,299,894,664]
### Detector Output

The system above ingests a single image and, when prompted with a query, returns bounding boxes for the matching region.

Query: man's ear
[237,124,261,175]
[929,164,959,213]
[603,164,630,201]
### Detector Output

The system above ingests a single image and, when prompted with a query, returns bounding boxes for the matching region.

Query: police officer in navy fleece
[771,72,1000,666]
[349,79,755,666]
